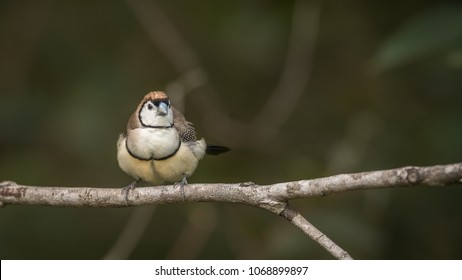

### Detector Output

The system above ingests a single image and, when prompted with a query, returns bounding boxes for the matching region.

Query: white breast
[126,127,180,160]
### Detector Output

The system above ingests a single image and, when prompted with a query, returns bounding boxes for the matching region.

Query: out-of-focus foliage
[373,4,462,71]
[1,0,462,259]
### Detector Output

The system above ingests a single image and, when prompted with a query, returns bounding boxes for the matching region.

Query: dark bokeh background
[1,0,462,259]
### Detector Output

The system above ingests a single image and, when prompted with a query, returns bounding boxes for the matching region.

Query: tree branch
[1,162,461,259]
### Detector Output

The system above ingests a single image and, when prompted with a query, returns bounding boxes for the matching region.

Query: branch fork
[2,163,461,259]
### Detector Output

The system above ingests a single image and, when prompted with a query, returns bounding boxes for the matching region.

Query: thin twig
[2,162,461,259]
[278,204,352,260]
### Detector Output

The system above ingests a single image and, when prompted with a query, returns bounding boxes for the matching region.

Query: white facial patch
[139,100,174,128]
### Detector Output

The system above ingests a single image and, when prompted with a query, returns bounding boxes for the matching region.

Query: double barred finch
[117,91,229,201]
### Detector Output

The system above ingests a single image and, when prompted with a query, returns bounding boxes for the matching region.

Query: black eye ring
[147,103,154,110]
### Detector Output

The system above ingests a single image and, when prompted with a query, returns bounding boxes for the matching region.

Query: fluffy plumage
[117,91,228,197]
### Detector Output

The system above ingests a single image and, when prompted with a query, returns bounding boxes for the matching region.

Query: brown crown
[143,91,169,102]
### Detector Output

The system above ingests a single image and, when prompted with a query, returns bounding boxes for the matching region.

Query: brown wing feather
[126,111,140,131]
[172,107,197,142]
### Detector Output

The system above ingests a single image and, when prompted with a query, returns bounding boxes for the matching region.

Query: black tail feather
[206,145,230,155]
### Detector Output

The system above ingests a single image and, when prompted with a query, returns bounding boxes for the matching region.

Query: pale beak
[157,102,169,116]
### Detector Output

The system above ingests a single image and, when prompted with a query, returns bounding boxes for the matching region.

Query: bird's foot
[122,180,138,205]
[174,177,188,201]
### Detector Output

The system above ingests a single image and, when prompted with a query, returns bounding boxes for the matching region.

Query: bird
[117,91,229,202]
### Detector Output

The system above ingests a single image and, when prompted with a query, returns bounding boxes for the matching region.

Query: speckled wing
[172,107,197,142]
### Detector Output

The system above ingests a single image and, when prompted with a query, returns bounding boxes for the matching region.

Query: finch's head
[137,91,173,128]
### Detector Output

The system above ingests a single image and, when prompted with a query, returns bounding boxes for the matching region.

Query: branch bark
[1,162,461,259]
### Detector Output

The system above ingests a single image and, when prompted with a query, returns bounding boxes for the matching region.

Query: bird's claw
[122,180,138,205]
[174,177,188,201]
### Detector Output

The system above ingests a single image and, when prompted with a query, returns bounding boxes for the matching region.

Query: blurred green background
[1,0,462,259]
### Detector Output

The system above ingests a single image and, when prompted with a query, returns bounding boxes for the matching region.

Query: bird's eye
[147,103,154,110]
